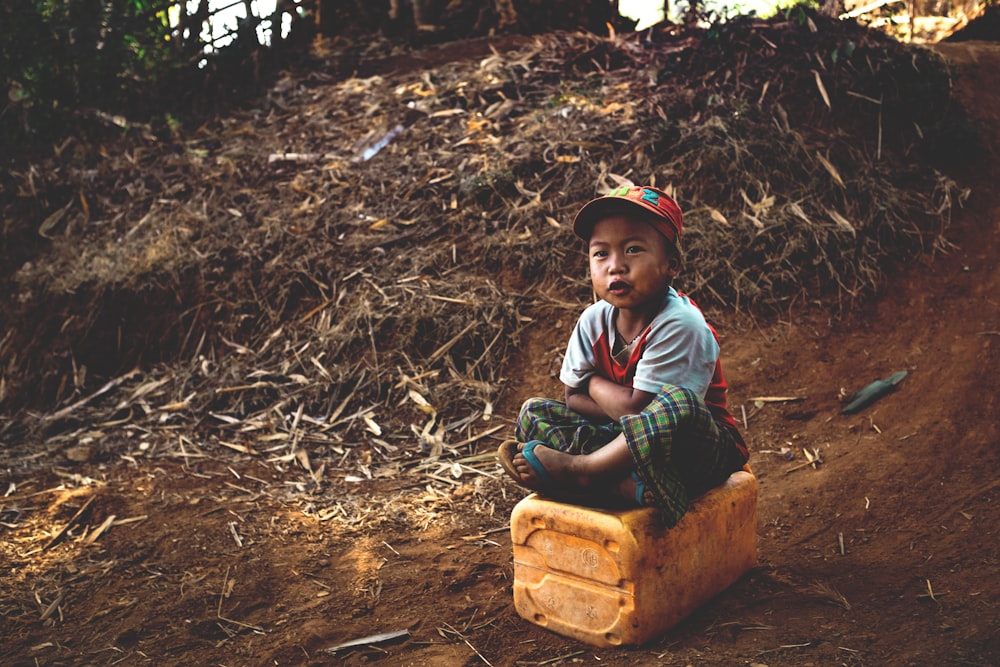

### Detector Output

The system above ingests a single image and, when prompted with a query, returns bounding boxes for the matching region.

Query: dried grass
[0,15,972,489]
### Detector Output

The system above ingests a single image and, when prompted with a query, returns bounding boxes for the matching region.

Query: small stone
[64,444,94,463]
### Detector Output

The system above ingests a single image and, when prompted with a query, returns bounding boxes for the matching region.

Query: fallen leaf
[812,70,831,110]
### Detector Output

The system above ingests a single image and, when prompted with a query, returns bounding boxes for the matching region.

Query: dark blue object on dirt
[841,371,908,414]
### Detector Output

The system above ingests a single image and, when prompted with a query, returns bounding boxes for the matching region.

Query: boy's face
[588,215,679,312]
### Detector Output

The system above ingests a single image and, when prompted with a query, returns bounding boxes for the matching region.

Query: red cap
[572,185,683,245]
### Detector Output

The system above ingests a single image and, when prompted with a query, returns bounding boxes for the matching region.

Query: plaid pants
[516,384,747,527]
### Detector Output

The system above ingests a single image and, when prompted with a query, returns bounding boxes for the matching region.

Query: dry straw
[1,17,968,494]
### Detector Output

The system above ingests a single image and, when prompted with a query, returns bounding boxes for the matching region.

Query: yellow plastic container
[510,468,758,647]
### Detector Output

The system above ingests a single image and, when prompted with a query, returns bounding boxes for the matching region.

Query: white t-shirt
[559,288,719,397]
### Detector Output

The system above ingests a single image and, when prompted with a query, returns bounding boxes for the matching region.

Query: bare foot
[512,442,638,505]
[511,443,591,490]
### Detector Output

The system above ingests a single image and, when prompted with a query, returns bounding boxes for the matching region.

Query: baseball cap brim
[572,186,683,244]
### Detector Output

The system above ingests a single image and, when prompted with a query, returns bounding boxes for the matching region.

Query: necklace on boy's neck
[613,327,645,362]
[618,328,643,346]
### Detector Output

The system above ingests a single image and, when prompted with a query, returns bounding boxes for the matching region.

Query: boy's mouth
[608,279,630,295]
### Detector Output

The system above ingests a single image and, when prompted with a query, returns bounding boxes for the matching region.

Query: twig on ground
[441,622,493,666]
[43,495,96,551]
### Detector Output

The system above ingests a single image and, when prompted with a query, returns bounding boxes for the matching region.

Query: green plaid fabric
[516,397,621,454]
[621,385,747,526]
[517,385,747,527]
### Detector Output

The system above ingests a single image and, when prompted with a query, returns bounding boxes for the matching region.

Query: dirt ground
[2,39,1000,667]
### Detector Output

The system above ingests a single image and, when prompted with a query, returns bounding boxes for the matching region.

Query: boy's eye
[592,249,608,258]
[626,245,644,254]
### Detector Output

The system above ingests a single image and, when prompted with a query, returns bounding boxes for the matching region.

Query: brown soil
[2,40,1000,667]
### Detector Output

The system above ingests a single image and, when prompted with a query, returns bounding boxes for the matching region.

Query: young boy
[498,185,748,527]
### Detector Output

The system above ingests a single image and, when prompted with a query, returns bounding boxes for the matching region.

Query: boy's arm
[586,375,656,421]
[564,384,611,422]
[565,377,656,423]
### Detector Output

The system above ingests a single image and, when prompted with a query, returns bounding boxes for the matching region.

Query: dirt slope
[1,40,999,667]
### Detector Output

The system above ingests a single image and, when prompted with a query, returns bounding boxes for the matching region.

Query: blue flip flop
[631,470,647,506]
[497,441,588,502]
[519,440,555,486]
[497,440,552,491]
